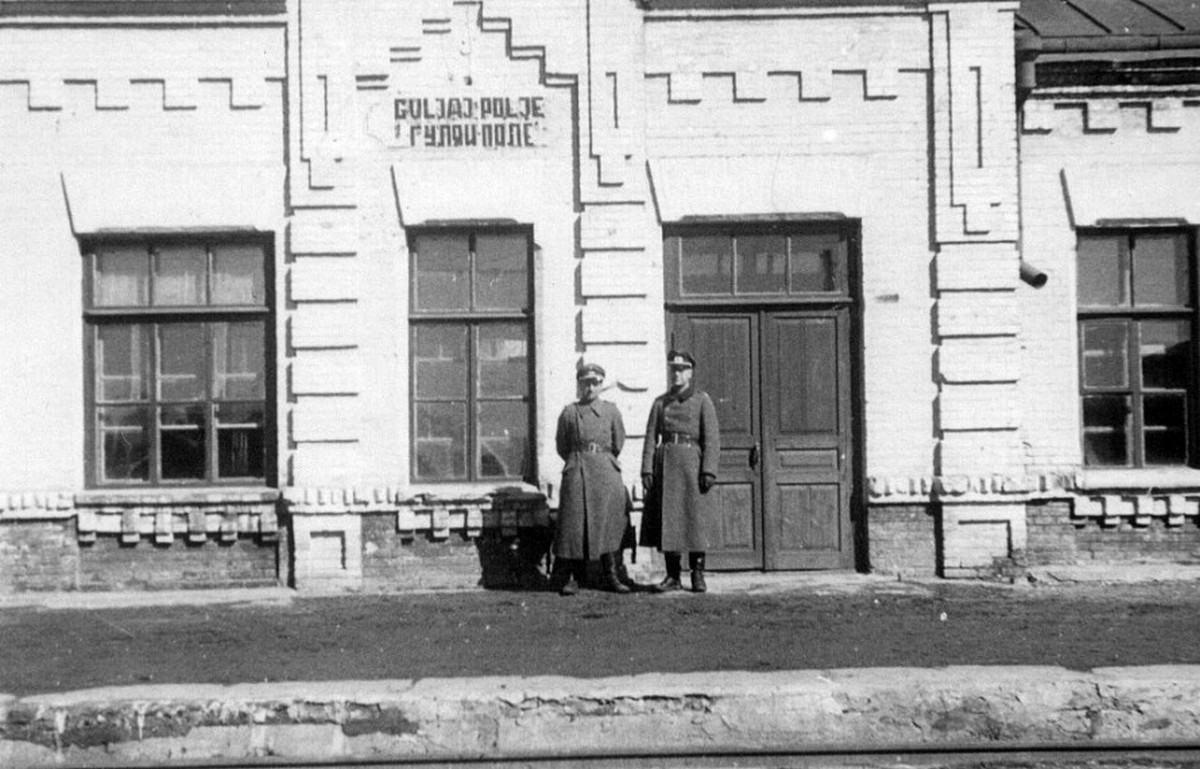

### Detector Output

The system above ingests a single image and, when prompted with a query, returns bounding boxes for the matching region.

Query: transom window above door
[409,229,533,484]
[664,226,852,301]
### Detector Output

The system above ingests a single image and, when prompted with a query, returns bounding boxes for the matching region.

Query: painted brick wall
[643,12,938,480]
[79,536,278,591]
[866,504,937,576]
[0,25,286,493]
[1027,500,1200,566]
[0,521,79,592]
[1018,99,1200,472]
[287,0,582,491]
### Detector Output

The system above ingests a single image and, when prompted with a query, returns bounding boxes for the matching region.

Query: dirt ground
[3,580,1200,697]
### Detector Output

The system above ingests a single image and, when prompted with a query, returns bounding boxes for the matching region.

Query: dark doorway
[663,224,858,570]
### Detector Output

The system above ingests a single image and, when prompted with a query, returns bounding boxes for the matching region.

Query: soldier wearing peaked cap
[640,350,721,593]
[551,363,631,596]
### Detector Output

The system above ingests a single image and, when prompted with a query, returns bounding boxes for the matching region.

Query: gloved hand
[699,473,716,493]
[642,474,653,494]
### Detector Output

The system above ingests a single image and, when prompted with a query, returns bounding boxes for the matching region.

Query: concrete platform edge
[4,666,1200,766]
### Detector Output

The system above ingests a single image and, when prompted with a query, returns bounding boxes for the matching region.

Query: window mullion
[1123,235,1134,308]
[468,322,478,482]
[728,234,737,294]
[150,322,161,484]
[1131,319,1145,466]
[206,321,216,483]
[206,245,214,309]
[468,233,477,313]
[468,234,477,480]
[1192,231,1199,468]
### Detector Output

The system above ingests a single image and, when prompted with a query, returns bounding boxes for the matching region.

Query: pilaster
[929,1,1024,575]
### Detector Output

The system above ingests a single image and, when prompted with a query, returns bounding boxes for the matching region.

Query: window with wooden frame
[83,237,273,486]
[1077,230,1196,467]
[409,228,533,482]
[663,224,852,302]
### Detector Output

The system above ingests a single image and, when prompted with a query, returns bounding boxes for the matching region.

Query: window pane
[159,324,206,401]
[1077,235,1128,307]
[97,324,150,402]
[212,244,266,305]
[414,234,470,311]
[1140,320,1191,390]
[1082,395,1130,466]
[160,405,207,480]
[475,233,528,310]
[735,235,787,294]
[213,322,265,400]
[94,246,149,307]
[217,403,264,479]
[477,324,528,398]
[1080,320,1129,389]
[680,236,732,295]
[99,405,150,482]
[478,401,528,479]
[1144,393,1188,465]
[1133,233,1190,307]
[415,402,467,480]
[413,325,468,399]
[154,245,206,306]
[789,234,842,293]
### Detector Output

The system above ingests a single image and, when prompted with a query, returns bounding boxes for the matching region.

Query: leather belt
[663,432,698,446]
[575,442,607,453]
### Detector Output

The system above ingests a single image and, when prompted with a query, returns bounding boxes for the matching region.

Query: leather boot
[655,552,683,592]
[689,552,707,593]
[601,553,631,594]
[551,559,579,596]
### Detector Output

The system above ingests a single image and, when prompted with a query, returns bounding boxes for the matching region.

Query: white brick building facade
[1,0,1198,591]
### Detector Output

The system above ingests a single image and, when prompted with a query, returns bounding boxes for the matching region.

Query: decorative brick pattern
[580,251,650,298]
[0,492,75,520]
[290,351,362,397]
[289,257,361,302]
[292,396,362,442]
[74,491,280,545]
[1023,97,1200,135]
[940,501,1026,579]
[1027,500,1200,567]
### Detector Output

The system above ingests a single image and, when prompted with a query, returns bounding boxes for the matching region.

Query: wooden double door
[668,308,855,570]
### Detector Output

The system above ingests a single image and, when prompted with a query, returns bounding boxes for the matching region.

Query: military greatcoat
[639,386,721,552]
[553,398,628,560]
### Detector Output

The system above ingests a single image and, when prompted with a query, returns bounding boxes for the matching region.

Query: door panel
[667,307,853,570]
[777,483,841,553]
[763,310,852,569]
[715,483,756,550]
[669,313,762,569]
[763,309,849,566]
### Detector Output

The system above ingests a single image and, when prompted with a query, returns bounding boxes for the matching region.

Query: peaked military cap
[576,362,606,382]
[666,350,696,369]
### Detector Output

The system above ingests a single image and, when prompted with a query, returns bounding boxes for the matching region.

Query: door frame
[660,220,866,571]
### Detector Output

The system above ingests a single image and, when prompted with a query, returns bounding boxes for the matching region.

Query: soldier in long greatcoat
[552,363,630,596]
[640,350,721,593]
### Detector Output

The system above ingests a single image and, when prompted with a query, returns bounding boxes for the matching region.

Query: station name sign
[393,95,547,149]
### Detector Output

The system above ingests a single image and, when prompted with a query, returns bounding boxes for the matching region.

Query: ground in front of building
[4,577,1200,697]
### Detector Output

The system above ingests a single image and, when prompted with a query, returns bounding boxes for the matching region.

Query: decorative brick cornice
[1022,94,1200,134]
[282,484,551,539]
[1073,493,1200,528]
[869,471,1200,511]
[867,473,1076,503]
[0,491,75,520]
